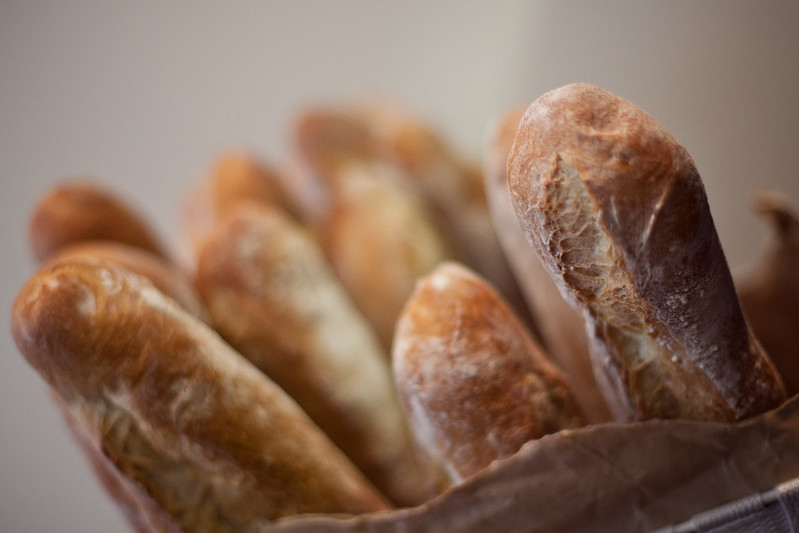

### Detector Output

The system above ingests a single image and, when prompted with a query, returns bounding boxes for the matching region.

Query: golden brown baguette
[29,181,166,263]
[322,171,452,348]
[194,204,436,506]
[483,108,611,423]
[181,152,295,258]
[355,105,533,327]
[46,241,210,324]
[508,83,786,422]
[291,110,452,348]
[737,192,799,396]
[393,262,585,487]
[287,110,376,225]
[11,260,390,532]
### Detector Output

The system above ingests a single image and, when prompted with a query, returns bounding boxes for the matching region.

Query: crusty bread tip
[508,83,785,422]
[30,181,166,263]
[45,241,211,324]
[393,262,585,487]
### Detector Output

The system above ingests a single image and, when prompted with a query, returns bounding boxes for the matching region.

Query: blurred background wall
[1,1,797,531]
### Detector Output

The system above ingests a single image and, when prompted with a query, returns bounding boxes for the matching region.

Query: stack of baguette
[10,84,794,532]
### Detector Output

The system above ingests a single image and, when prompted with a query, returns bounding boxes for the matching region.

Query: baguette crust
[47,241,210,324]
[322,170,452,348]
[12,261,390,531]
[484,108,611,423]
[30,182,165,263]
[287,110,376,226]
[182,152,294,258]
[355,105,533,326]
[56,398,183,533]
[508,83,785,421]
[195,205,436,506]
[393,262,584,486]
[292,111,452,348]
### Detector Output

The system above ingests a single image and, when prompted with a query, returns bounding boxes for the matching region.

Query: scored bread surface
[508,83,785,421]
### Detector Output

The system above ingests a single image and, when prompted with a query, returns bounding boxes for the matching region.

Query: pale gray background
[1,2,797,531]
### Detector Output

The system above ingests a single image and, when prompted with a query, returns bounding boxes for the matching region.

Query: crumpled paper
[262,394,799,533]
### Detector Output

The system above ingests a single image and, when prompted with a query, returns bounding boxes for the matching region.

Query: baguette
[30,181,165,263]
[356,105,534,327]
[484,108,611,423]
[287,110,376,226]
[181,152,294,259]
[322,171,452,348]
[194,205,436,506]
[11,260,390,532]
[291,110,451,348]
[393,262,584,486]
[46,241,210,324]
[508,83,785,421]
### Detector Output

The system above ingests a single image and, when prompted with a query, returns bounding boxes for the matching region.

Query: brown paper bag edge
[263,393,799,533]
